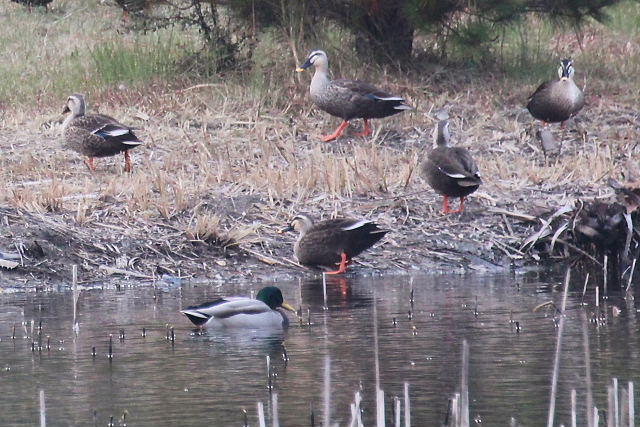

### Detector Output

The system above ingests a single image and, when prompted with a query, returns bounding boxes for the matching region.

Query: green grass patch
[90,35,177,86]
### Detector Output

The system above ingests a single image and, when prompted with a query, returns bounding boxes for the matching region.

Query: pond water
[0,272,638,426]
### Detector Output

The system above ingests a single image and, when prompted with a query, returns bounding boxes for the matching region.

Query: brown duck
[282,214,388,274]
[296,50,412,142]
[61,94,143,172]
[421,119,482,214]
[526,59,584,127]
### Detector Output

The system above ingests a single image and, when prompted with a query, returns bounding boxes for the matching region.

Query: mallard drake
[181,286,296,329]
[420,119,482,214]
[296,50,412,142]
[61,94,143,172]
[526,59,584,127]
[282,214,388,274]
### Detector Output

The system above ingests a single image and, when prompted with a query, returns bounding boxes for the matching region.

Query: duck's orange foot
[123,150,133,173]
[325,252,349,275]
[353,119,371,137]
[84,157,96,172]
[322,121,349,142]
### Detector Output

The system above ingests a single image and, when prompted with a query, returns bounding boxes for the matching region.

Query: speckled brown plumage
[284,215,388,274]
[526,59,584,125]
[421,119,481,214]
[296,50,412,142]
[61,94,142,172]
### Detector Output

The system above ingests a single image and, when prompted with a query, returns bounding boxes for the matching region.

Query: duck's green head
[256,286,296,312]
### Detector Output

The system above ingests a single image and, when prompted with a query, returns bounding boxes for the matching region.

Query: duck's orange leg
[84,157,96,171]
[442,195,452,214]
[452,197,466,214]
[322,121,349,142]
[353,119,371,137]
[124,150,133,173]
[325,252,349,275]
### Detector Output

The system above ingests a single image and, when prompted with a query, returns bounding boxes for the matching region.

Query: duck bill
[560,77,568,81]
[296,58,313,72]
[279,225,294,234]
[62,106,71,114]
[281,302,297,313]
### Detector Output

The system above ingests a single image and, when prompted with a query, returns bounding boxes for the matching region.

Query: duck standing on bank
[296,50,412,142]
[61,94,143,173]
[526,59,584,127]
[282,214,388,274]
[181,286,296,329]
[421,119,482,214]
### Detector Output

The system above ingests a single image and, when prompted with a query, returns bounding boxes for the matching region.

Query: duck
[61,94,143,172]
[10,0,53,11]
[282,214,388,274]
[296,50,412,142]
[420,118,482,214]
[114,0,159,21]
[526,59,584,127]
[181,286,296,329]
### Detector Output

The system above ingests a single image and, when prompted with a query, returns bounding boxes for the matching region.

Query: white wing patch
[180,309,209,319]
[93,127,129,137]
[394,105,413,110]
[342,219,370,231]
[436,164,468,179]
[374,96,404,101]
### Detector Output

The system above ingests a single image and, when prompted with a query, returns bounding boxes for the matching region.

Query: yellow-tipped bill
[296,67,306,72]
[281,302,297,313]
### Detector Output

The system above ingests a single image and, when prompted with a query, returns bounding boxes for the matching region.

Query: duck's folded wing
[430,149,481,186]
[181,297,271,325]
[92,124,142,145]
[334,79,405,103]
[527,80,552,101]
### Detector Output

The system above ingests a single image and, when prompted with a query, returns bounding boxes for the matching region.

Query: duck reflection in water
[301,276,374,310]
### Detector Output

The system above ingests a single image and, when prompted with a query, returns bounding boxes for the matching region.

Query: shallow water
[0,273,638,426]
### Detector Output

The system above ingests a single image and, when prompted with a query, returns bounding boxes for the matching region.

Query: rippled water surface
[0,273,639,426]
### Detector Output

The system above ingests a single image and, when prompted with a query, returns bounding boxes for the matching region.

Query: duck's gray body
[61,94,142,170]
[63,113,141,158]
[181,287,294,329]
[287,215,388,269]
[526,59,584,123]
[421,119,481,212]
[297,50,411,141]
[311,77,410,121]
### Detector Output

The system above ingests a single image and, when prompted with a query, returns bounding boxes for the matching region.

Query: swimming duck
[526,59,584,127]
[181,286,296,329]
[420,119,482,214]
[61,94,143,172]
[296,50,412,142]
[282,214,388,274]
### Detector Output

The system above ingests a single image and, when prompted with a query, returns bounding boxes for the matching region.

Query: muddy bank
[0,191,580,288]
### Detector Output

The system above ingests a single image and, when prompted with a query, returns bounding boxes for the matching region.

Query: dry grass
[1,0,639,281]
